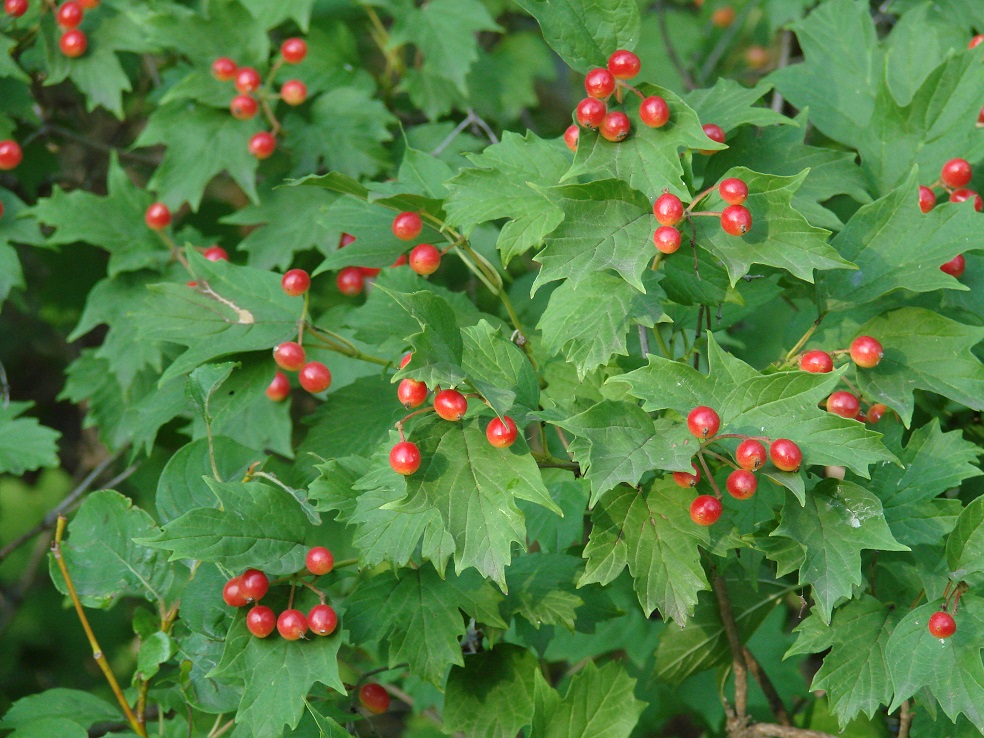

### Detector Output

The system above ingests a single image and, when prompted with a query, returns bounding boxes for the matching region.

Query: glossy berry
[928,611,956,639]
[203,246,229,262]
[687,406,720,439]
[56,2,83,28]
[563,125,579,152]
[850,335,883,368]
[389,441,421,475]
[306,546,334,575]
[59,29,86,57]
[575,97,607,129]
[826,391,860,419]
[392,211,423,241]
[940,158,972,188]
[240,569,269,602]
[653,193,684,226]
[211,56,237,81]
[4,0,28,16]
[339,232,356,248]
[584,67,616,99]
[599,111,630,142]
[607,49,641,79]
[248,131,276,159]
[234,67,261,94]
[719,178,748,205]
[699,123,725,154]
[409,244,441,276]
[720,205,752,236]
[144,202,171,230]
[711,5,736,28]
[360,266,381,278]
[246,605,276,638]
[744,45,770,69]
[397,378,428,408]
[280,79,307,106]
[486,416,519,448]
[690,495,723,526]
[866,403,888,423]
[950,188,983,211]
[918,185,936,213]
[336,266,365,296]
[735,439,767,471]
[277,609,308,640]
[639,95,670,128]
[940,254,966,278]
[653,225,682,254]
[399,353,413,369]
[359,683,390,715]
[672,463,701,488]
[273,341,306,372]
[265,371,290,401]
[222,577,248,607]
[308,604,338,636]
[770,438,802,472]
[434,389,467,421]
[281,268,311,296]
[299,361,331,393]
[281,37,307,64]
[230,94,258,120]
[800,350,834,373]
[726,469,757,500]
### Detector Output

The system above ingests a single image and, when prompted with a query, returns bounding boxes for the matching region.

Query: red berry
[866,403,888,423]
[77,0,96,7]
[240,569,269,602]
[940,158,972,188]
[690,495,723,526]
[970,34,984,49]
[281,268,311,296]
[273,341,306,372]
[306,546,334,575]
[979,105,984,125]
[584,67,616,99]
[720,204,752,236]
[486,416,518,447]
[360,266,381,278]
[563,124,579,152]
[744,45,770,69]
[711,5,736,28]
[607,49,641,80]
[575,97,607,129]
[203,246,229,262]
[248,131,276,159]
[392,253,408,267]
[4,0,28,16]
[59,28,86,57]
[277,609,308,640]
[222,576,248,607]
[281,37,307,64]
[799,350,834,373]
[850,335,883,368]
[234,67,261,94]
[339,232,356,248]
[726,469,757,499]
[699,123,725,154]
[280,79,307,106]
[336,266,365,296]
[918,185,936,213]
[653,225,682,254]
[144,202,171,230]
[718,178,748,205]
[399,353,413,369]
[672,463,701,488]
[928,611,956,639]
[770,439,802,472]
[397,378,428,409]
[735,439,766,471]
[246,605,276,638]
[265,370,290,401]
[950,188,983,211]
[639,95,670,128]
[56,1,83,28]
[359,683,391,714]
[211,56,237,81]
[389,441,421,475]
[687,406,721,439]
[409,244,441,276]
[308,604,338,636]
[392,211,423,241]
[299,361,331,393]
[940,254,966,278]
[0,140,22,171]
[599,111,630,142]
[434,388,467,421]
[230,94,258,120]
[653,193,684,226]
[826,391,861,418]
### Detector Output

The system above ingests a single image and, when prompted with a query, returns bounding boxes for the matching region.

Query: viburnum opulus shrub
[0,0,982,736]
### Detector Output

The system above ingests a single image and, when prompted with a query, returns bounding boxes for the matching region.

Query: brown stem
[748,725,839,738]
[711,569,748,719]
[897,700,913,738]
[696,449,722,498]
[743,646,790,725]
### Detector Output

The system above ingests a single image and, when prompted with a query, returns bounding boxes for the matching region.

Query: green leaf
[511,0,641,73]
[0,188,35,302]
[444,645,538,738]
[0,402,60,476]
[240,0,314,29]
[461,320,540,415]
[139,0,270,66]
[684,79,793,132]
[854,307,984,427]
[579,481,711,624]
[947,496,984,587]
[469,32,557,125]
[135,631,177,681]
[381,287,466,388]
[501,553,588,631]
[772,479,908,623]
[186,362,237,426]
[5,718,88,738]
[531,660,645,738]
[520,471,590,554]
[0,689,119,730]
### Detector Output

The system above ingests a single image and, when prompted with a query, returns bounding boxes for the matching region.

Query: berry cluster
[673,405,803,526]
[54,1,93,57]
[652,176,752,257]
[391,211,443,276]
[333,232,382,297]
[222,546,339,640]
[919,157,980,279]
[927,580,968,640]
[143,202,231,266]
[210,38,309,160]
[797,335,888,423]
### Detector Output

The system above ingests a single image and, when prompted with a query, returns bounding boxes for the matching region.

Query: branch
[897,700,913,738]
[749,724,839,738]
[743,646,790,725]
[655,0,696,90]
[770,31,793,113]
[710,569,748,719]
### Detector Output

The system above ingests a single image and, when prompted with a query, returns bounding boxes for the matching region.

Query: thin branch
[710,569,749,719]
[770,31,793,113]
[898,700,913,738]
[0,359,8,409]
[656,0,696,90]
[638,325,651,357]
[749,724,839,738]
[466,108,499,145]
[431,114,476,156]
[743,646,790,725]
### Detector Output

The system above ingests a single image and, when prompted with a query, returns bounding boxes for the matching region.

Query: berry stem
[650,252,663,271]
[298,578,326,603]
[259,98,283,136]
[297,291,310,344]
[616,81,647,101]
[689,210,723,217]
[783,314,826,364]
[695,449,721,498]
[530,451,581,473]
[686,185,717,212]
[702,449,741,470]
[305,324,392,366]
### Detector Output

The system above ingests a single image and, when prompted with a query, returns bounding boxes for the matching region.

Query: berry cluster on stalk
[651,176,752,262]
[918,157,981,279]
[796,335,889,423]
